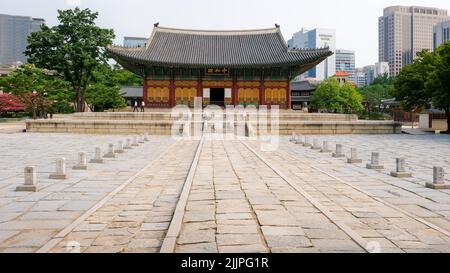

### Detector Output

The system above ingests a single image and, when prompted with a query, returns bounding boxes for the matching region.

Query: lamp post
[31,90,38,120]
[42,91,48,119]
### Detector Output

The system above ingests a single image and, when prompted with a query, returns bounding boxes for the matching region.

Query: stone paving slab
[0,133,174,252]
[174,140,364,253]
[278,135,450,233]
[1,133,450,253]
[49,140,199,253]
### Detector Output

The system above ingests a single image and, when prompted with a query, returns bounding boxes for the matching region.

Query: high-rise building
[335,49,356,81]
[374,62,390,78]
[434,20,450,50]
[354,69,367,88]
[379,6,449,76]
[363,65,376,86]
[123,36,148,48]
[288,28,336,81]
[355,62,390,88]
[0,14,45,65]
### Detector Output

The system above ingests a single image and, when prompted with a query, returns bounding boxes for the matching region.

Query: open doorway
[210,88,225,107]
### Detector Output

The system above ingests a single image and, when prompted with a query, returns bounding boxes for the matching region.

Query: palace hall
[107,24,332,109]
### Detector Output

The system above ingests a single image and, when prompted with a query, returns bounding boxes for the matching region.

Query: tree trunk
[32,105,37,120]
[446,108,450,134]
[75,86,85,112]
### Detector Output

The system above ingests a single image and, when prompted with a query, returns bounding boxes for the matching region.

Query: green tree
[84,64,127,112]
[25,8,115,112]
[425,42,450,132]
[113,66,143,87]
[310,77,341,112]
[339,82,364,113]
[372,73,394,86]
[392,50,435,112]
[85,83,126,112]
[310,78,363,113]
[359,84,392,113]
[0,64,73,118]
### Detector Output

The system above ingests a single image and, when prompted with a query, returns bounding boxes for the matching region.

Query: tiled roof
[291,80,320,91]
[107,26,333,68]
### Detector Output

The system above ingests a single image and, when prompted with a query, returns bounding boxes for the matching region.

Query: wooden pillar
[286,77,291,110]
[143,77,148,107]
[260,71,265,106]
[232,73,238,106]
[197,76,203,98]
[169,73,175,108]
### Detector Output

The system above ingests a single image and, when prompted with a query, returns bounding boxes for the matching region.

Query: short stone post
[144,133,150,142]
[295,135,304,145]
[426,167,450,189]
[132,136,139,147]
[311,139,321,150]
[16,166,38,192]
[124,138,132,150]
[366,152,384,169]
[49,158,68,179]
[290,132,297,142]
[90,147,104,164]
[321,141,331,153]
[104,144,117,158]
[73,152,88,170]
[390,158,411,178]
[332,144,345,158]
[139,135,145,144]
[347,148,362,164]
[115,141,125,154]
[303,137,312,147]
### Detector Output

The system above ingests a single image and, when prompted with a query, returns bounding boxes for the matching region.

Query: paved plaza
[0,132,449,253]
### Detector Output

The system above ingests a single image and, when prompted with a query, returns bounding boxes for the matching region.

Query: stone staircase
[26,111,401,135]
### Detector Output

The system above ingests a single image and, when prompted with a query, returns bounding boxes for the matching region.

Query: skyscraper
[0,14,45,65]
[434,20,450,50]
[379,6,449,76]
[335,49,356,81]
[288,28,336,81]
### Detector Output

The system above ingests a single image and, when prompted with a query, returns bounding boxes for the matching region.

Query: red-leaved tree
[0,93,25,115]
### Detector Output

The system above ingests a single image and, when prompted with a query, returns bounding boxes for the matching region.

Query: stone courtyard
[0,131,449,253]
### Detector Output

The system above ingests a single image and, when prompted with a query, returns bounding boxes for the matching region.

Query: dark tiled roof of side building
[107,26,333,68]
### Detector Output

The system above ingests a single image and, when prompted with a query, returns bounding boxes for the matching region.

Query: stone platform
[26,111,402,135]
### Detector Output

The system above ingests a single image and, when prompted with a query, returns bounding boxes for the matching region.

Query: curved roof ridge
[154,26,279,36]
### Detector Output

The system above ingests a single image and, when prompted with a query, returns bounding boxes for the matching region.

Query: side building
[108,25,333,109]
[288,28,336,81]
[0,14,44,65]
[335,49,356,82]
[434,20,450,50]
[379,6,449,76]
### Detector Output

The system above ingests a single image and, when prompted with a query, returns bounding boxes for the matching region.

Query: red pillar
[143,77,148,107]
[286,78,291,110]
[169,77,175,108]
[260,75,265,106]
[232,77,238,106]
[197,78,203,98]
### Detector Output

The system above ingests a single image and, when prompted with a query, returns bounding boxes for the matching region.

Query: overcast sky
[2,0,449,67]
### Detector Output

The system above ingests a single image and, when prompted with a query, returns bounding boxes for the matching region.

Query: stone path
[0,133,174,252]
[0,121,25,134]
[49,140,199,253]
[246,140,450,253]
[278,135,450,232]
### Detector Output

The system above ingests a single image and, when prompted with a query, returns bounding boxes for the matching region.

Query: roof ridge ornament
[154,22,159,27]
